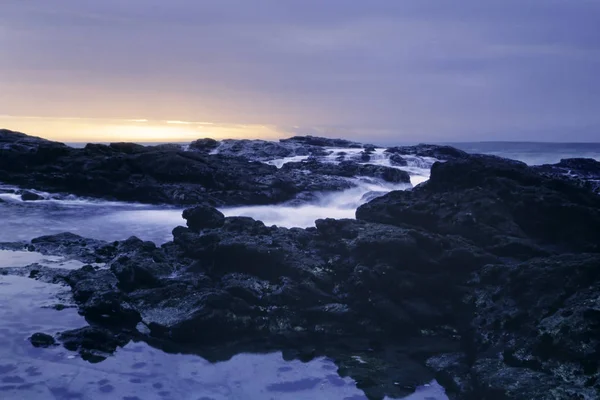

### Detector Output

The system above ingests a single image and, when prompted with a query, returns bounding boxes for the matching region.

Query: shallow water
[0,191,184,244]
[0,260,448,400]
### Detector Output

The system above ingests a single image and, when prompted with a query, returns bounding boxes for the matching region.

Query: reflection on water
[0,273,447,399]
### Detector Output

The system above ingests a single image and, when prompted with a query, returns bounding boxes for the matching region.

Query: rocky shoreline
[2,129,600,399]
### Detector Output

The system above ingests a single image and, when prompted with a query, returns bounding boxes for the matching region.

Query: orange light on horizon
[0,116,287,143]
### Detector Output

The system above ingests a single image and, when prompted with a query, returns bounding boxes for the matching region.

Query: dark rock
[534,158,600,194]
[385,144,469,161]
[357,155,600,255]
[188,138,219,153]
[0,132,359,206]
[281,135,365,148]
[29,333,57,348]
[282,160,411,184]
[58,326,132,363]
[4,134,600,399]
[389,154,408,167]
[20,191,44,201]
[182,206,225,230]
[29,233,111,263]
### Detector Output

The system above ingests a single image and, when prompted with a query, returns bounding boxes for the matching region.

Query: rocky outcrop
[385,144,469,161]
[357,155,600,256]
[281,135,371,149]
[3,130,600,399]
[0,130,359,206]
[281,159,411,184]
[15,154,592,399]
[534,158,600,194]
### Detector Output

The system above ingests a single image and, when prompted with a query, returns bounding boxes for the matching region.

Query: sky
[1,0,599,143]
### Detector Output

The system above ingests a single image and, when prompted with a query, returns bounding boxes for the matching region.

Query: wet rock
[534,158,600,194]
[182,206,225,230]
[29,333,57,348]
[5,134,600,399]
[389,154,408,167]
[29,232,111,263]
[282,160,411,184]
[58,326,132,363]
[0,131,362,206]
[20,191,44,201]
[385,144,469,161]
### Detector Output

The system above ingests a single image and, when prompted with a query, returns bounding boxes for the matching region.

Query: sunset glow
[0,116,287,143]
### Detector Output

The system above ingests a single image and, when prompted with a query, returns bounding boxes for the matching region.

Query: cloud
[1,0,599,141]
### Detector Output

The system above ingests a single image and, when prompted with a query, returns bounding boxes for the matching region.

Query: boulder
[182,205,225,230]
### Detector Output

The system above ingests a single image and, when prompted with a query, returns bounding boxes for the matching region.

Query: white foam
[0,250,103,270]
[221,147,434,227]
[221,178,411,228]
[266,155,310,168]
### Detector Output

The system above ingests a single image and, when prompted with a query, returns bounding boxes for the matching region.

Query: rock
[389,154,408,166]
[357,155,600,255]
[465,253,600,399]
[534,158,600,195]
[20,190,44,201]
[28,232,112,263]
[188,138,219,153]
[58,326,132,363]
[182,206,225,230]
[281,135,365,148]
[29,332,57,348]
[4,132,600,398]
[385,144,469,161]
[0,132,360,206]
[282,159,411,184]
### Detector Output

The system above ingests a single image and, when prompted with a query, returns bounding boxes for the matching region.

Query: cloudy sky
[1,0,599,143]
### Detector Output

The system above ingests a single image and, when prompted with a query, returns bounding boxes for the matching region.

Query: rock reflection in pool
[0,269,447,399]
